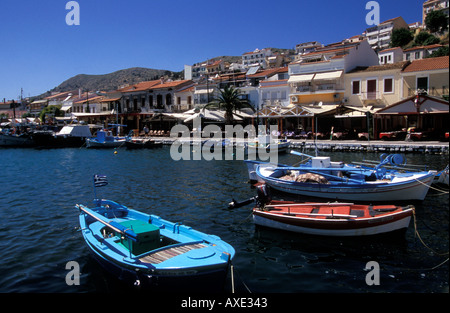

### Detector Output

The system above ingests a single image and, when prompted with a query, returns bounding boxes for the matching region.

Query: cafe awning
[288,74,315,83]
[313,70,343,81]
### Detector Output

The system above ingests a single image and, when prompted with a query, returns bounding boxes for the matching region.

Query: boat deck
[139,243,206,264]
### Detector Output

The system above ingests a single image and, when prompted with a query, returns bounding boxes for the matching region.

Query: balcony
[359,91,383,101]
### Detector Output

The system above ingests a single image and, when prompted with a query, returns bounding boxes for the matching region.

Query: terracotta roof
[151,80,192,90]
[247,67,288,78]
[348,61,410,74]
[403,44,443,52]
[118,80,161,93]
[402,56,449,73]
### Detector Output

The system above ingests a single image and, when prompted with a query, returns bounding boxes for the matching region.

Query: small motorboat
[245,135,290,156]
[77,175,235,291]
[253,199,415,237]
[86,129,126,148]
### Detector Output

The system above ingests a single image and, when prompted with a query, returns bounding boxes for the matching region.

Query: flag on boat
[94,175,108,187]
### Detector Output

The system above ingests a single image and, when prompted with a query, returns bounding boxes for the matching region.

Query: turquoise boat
[77,176,235,291]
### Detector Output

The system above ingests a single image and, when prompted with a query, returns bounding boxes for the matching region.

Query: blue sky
[0,0,423,100]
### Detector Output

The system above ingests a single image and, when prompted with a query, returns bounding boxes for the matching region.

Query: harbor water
[0,146,448,293]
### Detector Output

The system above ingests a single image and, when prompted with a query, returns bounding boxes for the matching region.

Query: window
[384,78,393,93]
[417,76,429,92]
[352,80,361,95]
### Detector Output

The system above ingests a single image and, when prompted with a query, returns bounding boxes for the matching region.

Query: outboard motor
[256,185,271,208]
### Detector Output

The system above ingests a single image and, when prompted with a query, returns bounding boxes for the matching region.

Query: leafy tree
[390,28,414,48]
[414,31,440,46]
[203,85,255,125]
[425,10,449,33]
[39,105,63,122]
[427,46,450,58]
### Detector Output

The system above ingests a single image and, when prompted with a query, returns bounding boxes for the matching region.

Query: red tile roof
[402,56,449,73]
[118,80,161,93]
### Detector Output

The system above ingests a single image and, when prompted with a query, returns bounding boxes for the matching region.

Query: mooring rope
[412,208,449,257]
[413,177,449,195]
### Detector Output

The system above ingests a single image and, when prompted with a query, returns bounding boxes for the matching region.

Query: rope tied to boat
[412,208,449,257]
[412,177,449,195]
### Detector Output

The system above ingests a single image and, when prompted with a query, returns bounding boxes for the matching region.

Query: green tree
[414,31,440,46]
[390,28,414,48]
[203,85,255,125]
[427,46,450,58]
[425,10,449,33]
[39,105,63,122]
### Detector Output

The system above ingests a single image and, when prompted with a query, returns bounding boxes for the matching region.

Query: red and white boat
[252,200,414,237]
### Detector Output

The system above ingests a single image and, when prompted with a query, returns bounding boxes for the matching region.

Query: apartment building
[345,61,410,109]
[365,16,409,51]
[288,40,379,107]
[401,56,449,98]
[242,48,273,69]
[423,0,450,24]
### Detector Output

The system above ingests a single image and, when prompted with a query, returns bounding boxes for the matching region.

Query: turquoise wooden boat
[77,176,235,291]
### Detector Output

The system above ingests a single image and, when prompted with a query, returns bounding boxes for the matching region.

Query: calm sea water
[0,146,448,293]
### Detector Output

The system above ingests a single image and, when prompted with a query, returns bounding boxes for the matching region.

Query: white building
[423,0,450,25]
[242,48,273,69]
[365,16,409,51]
[378,47,404,65]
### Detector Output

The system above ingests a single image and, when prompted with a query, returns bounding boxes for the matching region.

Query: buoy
[114,150,118,154]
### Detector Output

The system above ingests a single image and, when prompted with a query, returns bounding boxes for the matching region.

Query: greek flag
[93,175,108,187]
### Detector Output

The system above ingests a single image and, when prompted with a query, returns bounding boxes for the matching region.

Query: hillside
[42,67,182,97]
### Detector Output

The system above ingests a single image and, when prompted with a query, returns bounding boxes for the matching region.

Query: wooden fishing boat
[256,165,436,201]
[253,200,415,236]
[254,152,437,201]
[77,176,235,291]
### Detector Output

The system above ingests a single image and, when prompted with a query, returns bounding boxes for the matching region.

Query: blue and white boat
[86,129,127,148]
[77,175,235,291]
[252,152,437,201]
[255,164,436,202]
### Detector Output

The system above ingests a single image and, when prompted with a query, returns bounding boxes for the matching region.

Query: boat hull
[86,139,125,148]
[78,200,234,291]
[84,233,230,291]
[0,133,35,147]
[256,166,436,201]
[253,202,414,236]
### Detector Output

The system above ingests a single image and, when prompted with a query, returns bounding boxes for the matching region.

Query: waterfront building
[365,16,409,51]
[375,94,449,139]
[288,40,379,107]
[423,0,450,25]
[401,55,449,99]
[255,40,380,134]
[173,85,195,112]
[258,67,290,110]
[344,61,411,136]
[345,61,410,109]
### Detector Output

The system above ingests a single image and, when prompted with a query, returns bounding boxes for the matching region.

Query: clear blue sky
[0,0,423,100]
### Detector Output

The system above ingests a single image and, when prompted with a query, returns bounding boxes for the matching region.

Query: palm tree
[203,85,255,125]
